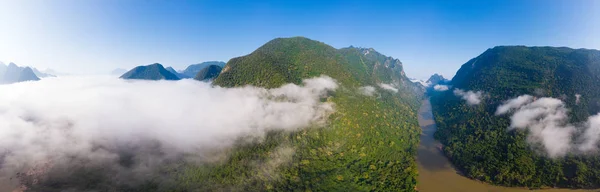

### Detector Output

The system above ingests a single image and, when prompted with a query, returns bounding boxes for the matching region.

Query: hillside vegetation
[120,63,181,80]
[178,37,424,191]
[194,65,222,81]
[431,46,600,188]
[181,61,226,78]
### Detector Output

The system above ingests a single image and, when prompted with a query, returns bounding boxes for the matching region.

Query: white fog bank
[0,75,338,189]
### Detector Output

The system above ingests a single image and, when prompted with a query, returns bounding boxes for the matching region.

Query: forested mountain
[431,46,600,189]
[181,61,226,78]
[0,62,40,84]
[193,64,222,81]
[177,36,422,191]
[120,63,181,80]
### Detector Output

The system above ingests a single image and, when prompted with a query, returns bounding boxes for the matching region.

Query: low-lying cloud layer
[433,84,449,91]
[378,83,398,93]
[0,75,338,190]
[358,86,376,96]
[453,89,483,105]
[496,95,600,158]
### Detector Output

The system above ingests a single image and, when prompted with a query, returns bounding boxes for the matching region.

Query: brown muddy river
[416,99,597,192]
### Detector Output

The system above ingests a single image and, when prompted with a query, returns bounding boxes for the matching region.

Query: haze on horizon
[0,0,598,79]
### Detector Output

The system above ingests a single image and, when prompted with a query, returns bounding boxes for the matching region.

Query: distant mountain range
[120,61,226,81]
[120,63,180,80]
[165,67,190,79]
[426,73,448,85]
[194,65,222,81]
[31,68,56,78]
[180,61,226,78]
[0,62,40,84]
[409,78,428,87]
[39,68,68,77]
[409,73,449,87]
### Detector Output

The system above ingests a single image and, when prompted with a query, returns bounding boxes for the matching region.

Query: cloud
[576,94,582,104]
[453,89,483,105]
[496,95,600,158]
[378,83,398,93]
[495,95,534,115]
[579,115,600,152]
[433,84,449,91]
[358,86,376,96]
[0,75,337,190]
[253,145,295,181]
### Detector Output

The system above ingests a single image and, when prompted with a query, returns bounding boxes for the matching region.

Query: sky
[0,0,598,79]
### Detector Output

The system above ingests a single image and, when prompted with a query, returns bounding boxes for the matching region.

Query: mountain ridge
[181,61,226,78]
[120,63,181,80]
[194,65,222,81]
[0,62,40,84]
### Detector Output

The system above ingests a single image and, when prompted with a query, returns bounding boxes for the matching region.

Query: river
[416,99,595,192]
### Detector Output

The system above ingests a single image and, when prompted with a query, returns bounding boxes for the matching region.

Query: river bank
[415,99,595,192]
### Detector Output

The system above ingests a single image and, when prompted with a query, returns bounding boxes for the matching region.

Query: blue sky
[0,0,598,79]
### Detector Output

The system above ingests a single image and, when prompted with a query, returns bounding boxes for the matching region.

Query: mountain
[3,63,22,82]
[111,68,128,76]
[181,61,226,78]
[32,68,56,78]
[193,37,423,191]
[43,68,69,76]
[165,66,189,79]
[193,65,222,81]
[0,63,40,84]
[119,63,181,80]
[431,46,600,189]
[425,73,447,85]
[0,62,6,76]
[19,67,42,82]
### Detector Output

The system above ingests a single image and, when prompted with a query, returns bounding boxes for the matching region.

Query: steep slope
[185,37,423,191]
[431,46,600,188]
[193,65,222,81]
[337,47,425,101]
[181,61,226,78]
[120,63,181,80]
